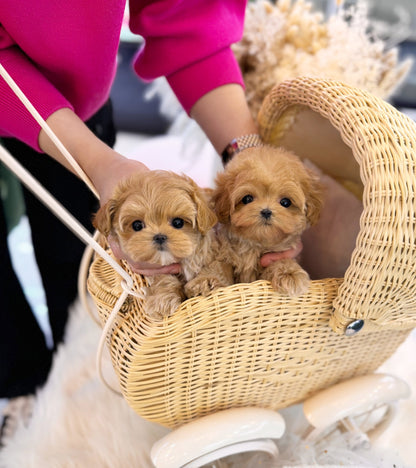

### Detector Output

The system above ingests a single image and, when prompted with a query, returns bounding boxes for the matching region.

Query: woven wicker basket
[87,77,416,429]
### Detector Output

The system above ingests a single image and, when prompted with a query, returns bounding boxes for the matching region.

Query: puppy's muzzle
[260,208,273,220]
[153,233,168,249]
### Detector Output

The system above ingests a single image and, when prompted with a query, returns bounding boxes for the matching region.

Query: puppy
[94,170,228,319]
[212,146,323,296]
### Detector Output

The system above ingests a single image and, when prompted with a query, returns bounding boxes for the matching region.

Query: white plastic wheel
[182,438,278,468]
[302,373,410,448]
[151,407,285,468]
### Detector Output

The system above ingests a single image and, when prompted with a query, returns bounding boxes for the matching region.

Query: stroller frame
[0,64,413,467]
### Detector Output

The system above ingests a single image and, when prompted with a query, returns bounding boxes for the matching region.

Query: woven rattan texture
[87,77,415,428]
[88,253,409,428]
[258,77,416,333]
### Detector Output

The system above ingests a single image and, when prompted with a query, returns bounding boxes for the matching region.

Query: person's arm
[0,11,174,274]
[190,84,258,155]
[37,109,184,275]
[38,108,147,203]
[190,85,302,263]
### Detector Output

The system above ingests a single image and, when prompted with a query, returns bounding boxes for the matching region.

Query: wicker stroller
[85,77,414,466]
[0,71,413,467]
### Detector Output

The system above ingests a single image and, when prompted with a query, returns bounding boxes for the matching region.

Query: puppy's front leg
[145,274,185,319]
[184,260,234,298]
[261,259,310,297]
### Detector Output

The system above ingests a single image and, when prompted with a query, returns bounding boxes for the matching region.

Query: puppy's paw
[144,293,182,319]
[185,276,225,297]
[262,260,310,297]
[272,268,310,296]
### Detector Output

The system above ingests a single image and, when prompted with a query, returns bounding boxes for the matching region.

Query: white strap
[0,62,139,395]
[0,144,133,286]
[0,63,99,198]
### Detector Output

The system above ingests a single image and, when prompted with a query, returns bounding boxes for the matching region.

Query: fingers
[132,263,181,276]
[98,157,149,205]
[260,240,303,267]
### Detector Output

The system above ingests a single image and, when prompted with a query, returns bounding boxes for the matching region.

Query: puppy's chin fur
[212,146,323,296]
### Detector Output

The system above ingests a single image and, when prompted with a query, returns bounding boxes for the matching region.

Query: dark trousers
[0,101,115,398]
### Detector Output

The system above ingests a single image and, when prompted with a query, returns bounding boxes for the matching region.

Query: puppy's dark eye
[171,217,184,229]
[241,195,254,205]
[132,220,145,231]
[280,198,292,208]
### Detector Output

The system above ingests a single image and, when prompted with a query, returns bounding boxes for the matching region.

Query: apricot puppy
[94,170,228,318]
[212,146,323,296]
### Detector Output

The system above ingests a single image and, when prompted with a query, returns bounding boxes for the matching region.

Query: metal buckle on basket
[345,319,365,336]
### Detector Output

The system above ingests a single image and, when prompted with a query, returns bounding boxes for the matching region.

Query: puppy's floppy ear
[92,199,119,237]
[183,177,217,234]
[304,170,324,226]
[211,171,233,224]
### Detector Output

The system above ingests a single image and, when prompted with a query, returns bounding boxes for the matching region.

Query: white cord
[0,63,99,198]
[0,145,129,279]
[95,281,146,395]
[0,62,138,395]
[78,233,102,326]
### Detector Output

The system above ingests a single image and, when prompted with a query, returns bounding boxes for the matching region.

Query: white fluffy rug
[0,300,168,468]
[0,298,415,468]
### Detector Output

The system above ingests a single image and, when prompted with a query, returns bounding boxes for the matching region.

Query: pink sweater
[0,0,246,151]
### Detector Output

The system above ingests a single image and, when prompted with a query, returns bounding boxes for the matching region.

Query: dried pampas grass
[233,0,412,117]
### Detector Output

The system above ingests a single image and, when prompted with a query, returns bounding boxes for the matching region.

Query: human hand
[260,240,303,268]
[300,165,362,280]
[39,108,180,276]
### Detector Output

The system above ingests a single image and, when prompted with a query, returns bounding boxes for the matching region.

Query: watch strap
[221,134,264,165]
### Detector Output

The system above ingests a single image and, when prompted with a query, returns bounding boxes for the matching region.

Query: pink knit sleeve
[0,34,72,151]
[129,0,247,113]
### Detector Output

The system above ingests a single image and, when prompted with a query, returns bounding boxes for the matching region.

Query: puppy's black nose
[153,233,167,245]
[260,208,272,220]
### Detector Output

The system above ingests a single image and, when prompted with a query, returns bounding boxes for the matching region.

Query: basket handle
[258,77,416,333]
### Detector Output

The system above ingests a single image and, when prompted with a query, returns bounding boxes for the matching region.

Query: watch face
[222,135,263,165]
[221,139,239,165]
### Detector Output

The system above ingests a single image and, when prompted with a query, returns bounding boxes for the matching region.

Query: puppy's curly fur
[212,146,323,296]
[93,170,229,319]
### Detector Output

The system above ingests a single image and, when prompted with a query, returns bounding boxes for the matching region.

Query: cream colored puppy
[212,146,323,296]
[94,170,229,318]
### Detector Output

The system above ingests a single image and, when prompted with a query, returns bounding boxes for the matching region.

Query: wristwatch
[221,134,264,165]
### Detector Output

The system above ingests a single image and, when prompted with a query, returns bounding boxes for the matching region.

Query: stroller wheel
[302,373,410,448]
[181,438,278,468]
[151,407,285,468]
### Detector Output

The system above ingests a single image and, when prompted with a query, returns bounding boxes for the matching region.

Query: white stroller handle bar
[0,144,132,287]
[0,62,134,289]
[0,62,138,395]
